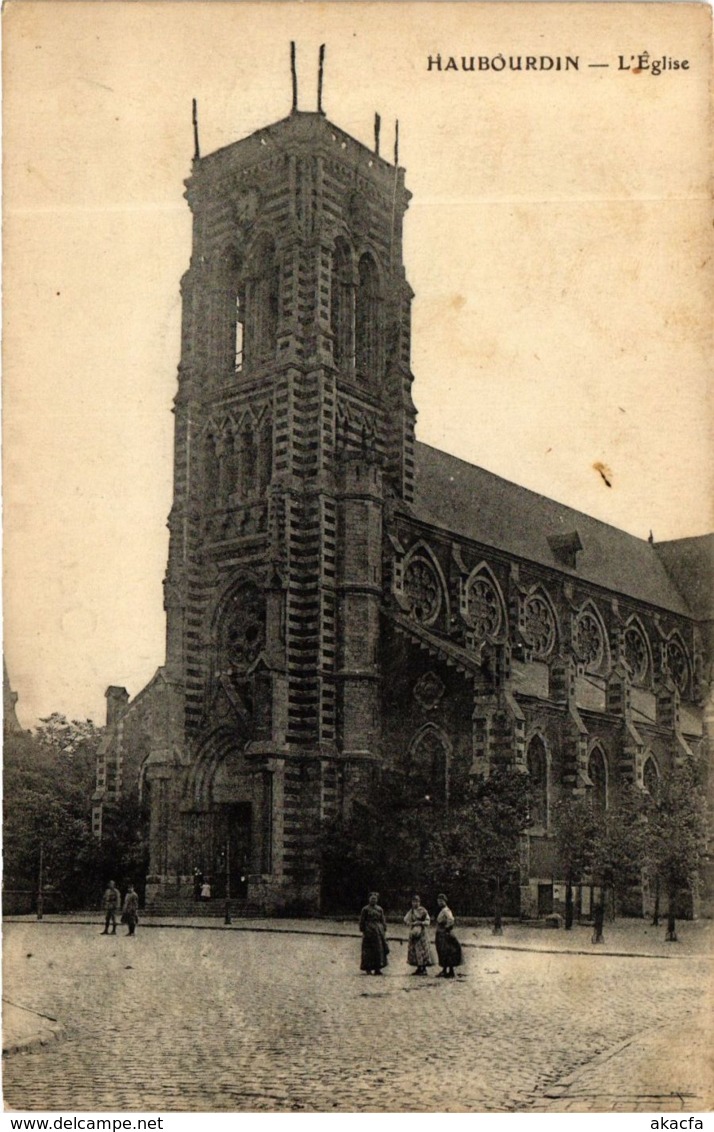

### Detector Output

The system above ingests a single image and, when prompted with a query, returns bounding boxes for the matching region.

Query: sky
[3,1,712,727]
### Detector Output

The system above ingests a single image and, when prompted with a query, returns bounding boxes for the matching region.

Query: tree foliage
[642,756,707,937]
[553,757,707,935]
[321,766,531,924]
[3,714,149,909]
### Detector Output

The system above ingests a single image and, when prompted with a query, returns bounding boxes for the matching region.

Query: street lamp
[36,842,44,921]
[224,837,232,925]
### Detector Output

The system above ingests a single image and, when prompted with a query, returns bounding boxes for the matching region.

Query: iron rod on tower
[290,42,298,112]
[317,44,325,114]
[374,113,381,156]
[394,118,400,165]
[192,98,201,161]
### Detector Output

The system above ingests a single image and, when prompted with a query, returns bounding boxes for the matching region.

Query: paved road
[3,921,712,1112]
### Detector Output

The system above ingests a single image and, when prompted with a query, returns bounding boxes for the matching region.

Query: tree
[424,767,532,933]
[3,714,106,909]
[552,794,599,929]
[644,756,707,942]
[320,765,531,926]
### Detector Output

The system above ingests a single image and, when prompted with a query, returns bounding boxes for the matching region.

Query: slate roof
[653,535,714,621]
[411,442,693,617]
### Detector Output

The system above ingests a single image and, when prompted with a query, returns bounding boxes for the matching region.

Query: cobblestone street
[3,920,712,1112]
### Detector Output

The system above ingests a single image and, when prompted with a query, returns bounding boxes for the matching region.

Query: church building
[94,75,713,916]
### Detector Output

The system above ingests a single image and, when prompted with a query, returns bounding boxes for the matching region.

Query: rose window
[667,640,688,695]
[524,595,556,657]
[467,576,502,639]
[222,586,265,670]
[576,611,604,669]
[624,626,648,683]
[404,557,441,624]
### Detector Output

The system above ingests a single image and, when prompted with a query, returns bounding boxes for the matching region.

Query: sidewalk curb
[3,1025,64,1058]
[4,916,705,960]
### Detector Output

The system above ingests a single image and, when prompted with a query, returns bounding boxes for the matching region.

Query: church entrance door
[213,802,252,899]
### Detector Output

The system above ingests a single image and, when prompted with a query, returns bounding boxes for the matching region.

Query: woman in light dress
[403,894,434,975]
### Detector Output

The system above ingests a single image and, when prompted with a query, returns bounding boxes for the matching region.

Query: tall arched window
[245,239,279,366]
[211,244,245,376]
[204,429,220,501]
[240,424,257,498]
[588,746,608,813]
[223,426,240,501]
[527,736,548,828]
[331,238,354,370]
[643,755,660,800]
[257,418,273,494]
[355,253,380,379]
[407,726,449,805]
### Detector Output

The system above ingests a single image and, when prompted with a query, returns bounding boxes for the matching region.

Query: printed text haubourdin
[427,53,691,75]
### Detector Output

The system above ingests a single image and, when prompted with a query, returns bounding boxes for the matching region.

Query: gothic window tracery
[466,575,502,640]
[667,638,689,695]
[624,623,649,684]
[576,609,605,671]
[523,593,556,658]
[219,584,266,673]
[527,735,548,828]
[403,555,442,626]
[355,253,381,379]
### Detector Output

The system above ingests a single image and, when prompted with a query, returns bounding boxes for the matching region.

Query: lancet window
[643,754,660,799]
[331,238,354,370]
[527,735,548,828]
[355,253,381,379]
[588,746,608,812]
[243,238,279,367]
[406,726,449,806]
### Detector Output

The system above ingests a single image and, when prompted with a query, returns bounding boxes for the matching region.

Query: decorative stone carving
[404,556,441,625]
[667,639,688,695]
[576,610,604,670]
[523,594,556,658]
[220,585,265,670]
[413,671,445,711]
[624,624,649,684]
[466,576,502,639]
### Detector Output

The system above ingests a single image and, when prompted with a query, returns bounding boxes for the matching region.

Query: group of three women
[359,892,463,978]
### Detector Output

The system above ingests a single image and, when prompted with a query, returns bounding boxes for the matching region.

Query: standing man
[101,880,120,935]
[122,884,139,936]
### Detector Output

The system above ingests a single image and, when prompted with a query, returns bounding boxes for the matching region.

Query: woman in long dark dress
[435,893,463,978]
[359,892,389,974]
[403,894,434,975]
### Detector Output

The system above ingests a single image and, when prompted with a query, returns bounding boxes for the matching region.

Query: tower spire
[290,41,298,112]
[192,98,200,161]
[317,44,326,114]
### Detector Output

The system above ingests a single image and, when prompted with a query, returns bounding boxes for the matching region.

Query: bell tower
[153,79,416,911]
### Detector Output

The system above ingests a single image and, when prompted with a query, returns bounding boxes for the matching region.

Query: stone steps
[144,898,263,918]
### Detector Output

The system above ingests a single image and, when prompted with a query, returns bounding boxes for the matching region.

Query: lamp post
[224,837,232,925]
[36,842,44,921]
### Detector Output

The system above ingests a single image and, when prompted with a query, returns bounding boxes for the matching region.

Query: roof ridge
[414,439,653,547]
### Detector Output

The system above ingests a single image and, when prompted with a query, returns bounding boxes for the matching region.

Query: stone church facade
[94,104,713,915]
